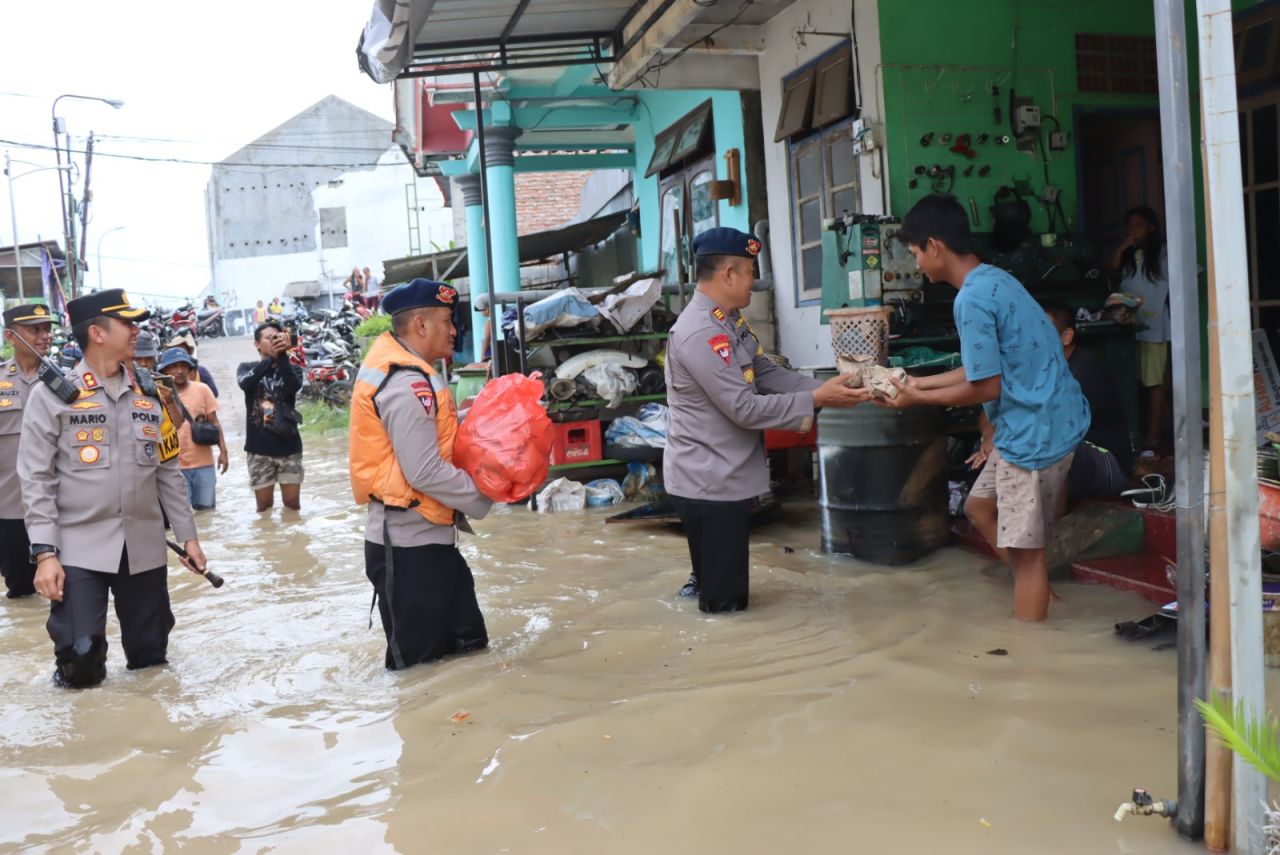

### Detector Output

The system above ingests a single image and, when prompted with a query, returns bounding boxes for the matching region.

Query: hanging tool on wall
[968,196,980,227]
[950,133,977,159]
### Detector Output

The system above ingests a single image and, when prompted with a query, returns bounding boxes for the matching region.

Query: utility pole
[77,132,94,287]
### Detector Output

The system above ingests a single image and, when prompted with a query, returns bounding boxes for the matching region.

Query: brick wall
[515,171,592,235]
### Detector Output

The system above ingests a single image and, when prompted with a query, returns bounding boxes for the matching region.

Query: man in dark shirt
[1044,305,1134,499]
[237,321,303,512]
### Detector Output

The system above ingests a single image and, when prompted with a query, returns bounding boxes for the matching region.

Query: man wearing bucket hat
[0,303,58,597]
[664,228,869,613]
[160,347,227,510]
[18,288,210,688]
[350,278,494,670]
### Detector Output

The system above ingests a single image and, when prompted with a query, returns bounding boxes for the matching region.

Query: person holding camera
[237,321,303,512]
[160,348,227,510]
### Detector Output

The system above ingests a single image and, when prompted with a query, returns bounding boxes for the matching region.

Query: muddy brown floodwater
[0,337,1215,853]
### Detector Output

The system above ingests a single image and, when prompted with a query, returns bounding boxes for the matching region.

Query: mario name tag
[411,381,435,415]
[708,334,732,365]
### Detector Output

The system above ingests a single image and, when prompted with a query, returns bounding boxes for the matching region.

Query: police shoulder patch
[82,372,98,390]
[708,333,732,365]
[711,307,726,322]
[412,382,435,415]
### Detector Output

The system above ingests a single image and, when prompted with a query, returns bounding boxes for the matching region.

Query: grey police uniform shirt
[364,369,494,548]
[18,361,198,574]
[0,360,40,520]
[663,289,822,502]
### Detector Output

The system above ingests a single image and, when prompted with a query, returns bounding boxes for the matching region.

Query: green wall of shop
[874,0,1280,396]
[877,0,1198,237]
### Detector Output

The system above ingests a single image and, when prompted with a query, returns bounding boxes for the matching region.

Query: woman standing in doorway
[1111,205,1169,457]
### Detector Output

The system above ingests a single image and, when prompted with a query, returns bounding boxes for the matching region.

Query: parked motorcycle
[196,306,225,338]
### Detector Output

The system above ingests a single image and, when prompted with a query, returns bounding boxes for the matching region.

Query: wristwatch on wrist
[29,544,58,564]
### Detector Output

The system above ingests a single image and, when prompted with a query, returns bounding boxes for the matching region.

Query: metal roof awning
[357,0,637,83]
[383,209,628,286]
[357,0,799,86]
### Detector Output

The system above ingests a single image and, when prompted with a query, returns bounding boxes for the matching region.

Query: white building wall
[212,151,454,311]
[212,252,325,310]
[314,148,455,283]
[758,0,885,368]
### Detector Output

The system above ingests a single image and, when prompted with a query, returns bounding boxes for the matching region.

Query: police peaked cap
[692,227,762,258]
[66,288,151,326]
[3,302,58,327]
[381,279,459,316]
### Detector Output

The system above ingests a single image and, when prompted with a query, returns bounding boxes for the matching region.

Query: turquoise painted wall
[633,90,752,270]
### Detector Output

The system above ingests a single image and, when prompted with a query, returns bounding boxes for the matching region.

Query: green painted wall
[877,0,1194,235]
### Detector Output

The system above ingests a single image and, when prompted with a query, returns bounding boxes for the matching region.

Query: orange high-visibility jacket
[349,332,456,526]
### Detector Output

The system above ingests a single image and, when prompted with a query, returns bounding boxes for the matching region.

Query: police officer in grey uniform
[664,228,869,613]
[19,289,210,688]
[352,280,495,670]
[0,303,57,597]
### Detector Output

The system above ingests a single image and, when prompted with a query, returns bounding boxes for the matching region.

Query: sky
[0,0,395,306]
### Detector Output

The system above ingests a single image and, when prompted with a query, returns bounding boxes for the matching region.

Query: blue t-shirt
[953,264,1090,470]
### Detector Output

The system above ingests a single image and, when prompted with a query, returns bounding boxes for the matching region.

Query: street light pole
[50,94,123,298]
[96,226,124,291]
[5,153,72,304]
[4,151,23,300]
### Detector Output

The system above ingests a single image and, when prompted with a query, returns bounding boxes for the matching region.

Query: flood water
[0,338,1206,853]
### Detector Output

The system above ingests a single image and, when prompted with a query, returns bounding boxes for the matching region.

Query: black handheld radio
[10,336,79,403]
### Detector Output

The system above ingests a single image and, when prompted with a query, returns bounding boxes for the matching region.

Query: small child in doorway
[881,194,1091,621]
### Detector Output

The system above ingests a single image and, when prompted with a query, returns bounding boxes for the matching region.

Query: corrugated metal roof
[412,0,638,47]
[382,209,628,285]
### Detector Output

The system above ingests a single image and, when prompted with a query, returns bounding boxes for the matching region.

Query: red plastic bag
[454,372,554,503]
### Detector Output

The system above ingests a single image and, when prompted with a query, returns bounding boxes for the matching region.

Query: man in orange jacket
[349,279,494,670]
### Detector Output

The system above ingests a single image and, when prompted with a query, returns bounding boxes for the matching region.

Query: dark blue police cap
[691,227,762,258]
[381,279,459,316]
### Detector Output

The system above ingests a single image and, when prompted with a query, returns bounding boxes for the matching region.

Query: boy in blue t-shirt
[882,195,1089,621]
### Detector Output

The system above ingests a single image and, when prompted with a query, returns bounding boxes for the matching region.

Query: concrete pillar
[456,174,490,362]
[481,126,522,312]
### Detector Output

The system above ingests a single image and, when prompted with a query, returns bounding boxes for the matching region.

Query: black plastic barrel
[817,396,950,565]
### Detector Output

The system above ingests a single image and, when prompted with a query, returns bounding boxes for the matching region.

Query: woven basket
[825,306,892,366]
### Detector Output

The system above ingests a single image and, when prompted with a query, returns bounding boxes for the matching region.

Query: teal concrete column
[455,174,490,362]
[481,126,522,312]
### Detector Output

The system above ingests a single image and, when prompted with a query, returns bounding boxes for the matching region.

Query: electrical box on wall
[850,118,878,155]
[1014,104,1041,135]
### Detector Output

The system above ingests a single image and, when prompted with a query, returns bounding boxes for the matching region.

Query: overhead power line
[0,138,395,169]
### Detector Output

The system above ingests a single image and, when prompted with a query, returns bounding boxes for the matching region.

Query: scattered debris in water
[986,648,1009,656]
[450,710,471,723]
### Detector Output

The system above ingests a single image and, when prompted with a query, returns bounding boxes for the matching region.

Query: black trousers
[47,548,173,689]
[0,517,34,598]
[672,496,752,614]
[364,540,488,671]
